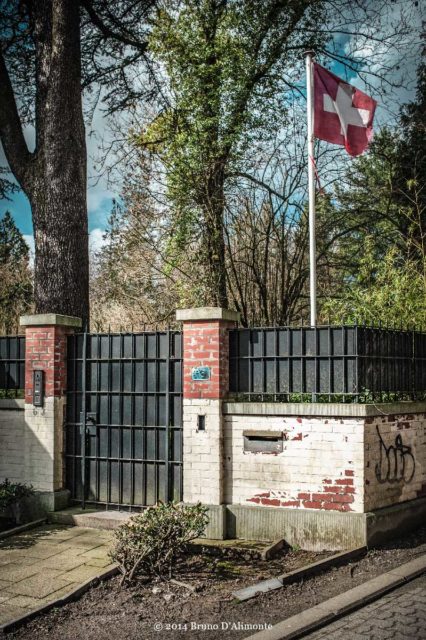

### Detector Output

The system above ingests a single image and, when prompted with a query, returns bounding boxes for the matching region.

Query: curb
[233,546,367,601]
[0,519,47,542]
[0,565,119,635]
[243,554,426,640]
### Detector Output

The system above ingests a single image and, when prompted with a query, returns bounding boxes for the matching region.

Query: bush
[0,479,34,524]
[110,502,209,584]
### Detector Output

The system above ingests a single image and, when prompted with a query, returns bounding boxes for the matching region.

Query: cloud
[89,227,107,254]
[23,234,35,264]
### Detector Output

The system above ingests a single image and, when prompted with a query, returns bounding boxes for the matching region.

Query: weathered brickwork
[223,414,365,512]
[364,413,426,511]
[179,308,426,536]
[180,310,238,508]
[0,398,65,492]
[183,320,235,399]
[0,404,25,484]
[24,325,71,403]
[23,397,66,492]
[15,316,80,494]
[182,398,224,505]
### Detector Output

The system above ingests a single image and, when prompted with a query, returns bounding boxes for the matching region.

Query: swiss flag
[314,63,377,157]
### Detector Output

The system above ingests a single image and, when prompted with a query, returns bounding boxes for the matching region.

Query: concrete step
[47,509,281,559]
[48,507,132,530]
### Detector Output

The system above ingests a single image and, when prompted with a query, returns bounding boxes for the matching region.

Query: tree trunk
[204,166,228,308]
[0,0,89,328]
[32,0,89,327]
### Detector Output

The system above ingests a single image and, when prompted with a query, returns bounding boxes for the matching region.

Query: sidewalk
[306,572,426,639]
[0,524,115,626]
[244,554,426,640]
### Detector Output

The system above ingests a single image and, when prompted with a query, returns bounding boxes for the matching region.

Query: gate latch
[80,412,97,436]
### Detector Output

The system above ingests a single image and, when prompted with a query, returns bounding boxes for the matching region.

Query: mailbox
[243,430,284,454]
[33,370,44,407]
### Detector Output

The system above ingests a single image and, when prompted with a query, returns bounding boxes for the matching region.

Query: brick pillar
[176,307,239,537]
[20,314,81,509]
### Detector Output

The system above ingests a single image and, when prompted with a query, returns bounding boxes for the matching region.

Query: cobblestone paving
[306,572,426,639]
[0,524,114,626]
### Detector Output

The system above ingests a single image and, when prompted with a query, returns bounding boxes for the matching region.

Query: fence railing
[228,325,426,403]
[0,336,26,398]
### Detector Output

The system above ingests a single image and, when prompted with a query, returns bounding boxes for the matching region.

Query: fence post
[176,307,239,538]
[19,313,82,511]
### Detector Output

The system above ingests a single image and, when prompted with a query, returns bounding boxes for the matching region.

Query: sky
[0,1,424,258]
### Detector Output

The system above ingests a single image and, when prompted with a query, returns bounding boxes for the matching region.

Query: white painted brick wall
[0,408,25,483]
[224,415,365,512]
[183,400,426,516]
[365,413,426,511]
[183,398,224,505]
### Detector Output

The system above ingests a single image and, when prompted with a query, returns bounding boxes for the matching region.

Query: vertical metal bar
[355,324,359,401]
[312,325,318,402]
[143,332,147,506]
[165,331,171,502]
[107,333,112,508]
[342,324,347,398]
[72,335,78,501]
[275,328,279,401]
[6,335,10,395]
[288,326,292,397]
[248,329,253,397]
[234,330,239,393]
[154,332,159,503]
[80,331,87,510]
[328,325,332,399]
[118,333,124,505]
[262,330,266,397]
[96,335,100,503]
[130,332,135,507]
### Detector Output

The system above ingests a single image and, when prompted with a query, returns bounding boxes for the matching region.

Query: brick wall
[24,325,69,403]
[365,413,426,511]
[224,413,364,513]
[223,408,426,515]
[0,402,25,484]
[183,320,234,399]
[19,315,80,495]
[183,398,224,505]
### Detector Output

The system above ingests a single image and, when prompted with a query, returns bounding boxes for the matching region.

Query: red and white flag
[313,63,377,156]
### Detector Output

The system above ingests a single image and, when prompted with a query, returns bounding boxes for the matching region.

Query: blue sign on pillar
[192,366,211,381]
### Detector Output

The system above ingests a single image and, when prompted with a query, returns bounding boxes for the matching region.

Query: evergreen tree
[0,212,33,334]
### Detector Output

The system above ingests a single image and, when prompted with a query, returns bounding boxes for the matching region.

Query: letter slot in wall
[33,370,44,407]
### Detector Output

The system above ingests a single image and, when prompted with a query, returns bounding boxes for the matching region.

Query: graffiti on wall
[375,425,415,484]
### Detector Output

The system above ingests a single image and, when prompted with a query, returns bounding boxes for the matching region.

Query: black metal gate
[65,331,182,509]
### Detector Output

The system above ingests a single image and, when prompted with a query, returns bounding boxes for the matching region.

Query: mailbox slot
[243,430,283,454]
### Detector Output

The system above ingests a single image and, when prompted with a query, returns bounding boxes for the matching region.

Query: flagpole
[305,50,316,327]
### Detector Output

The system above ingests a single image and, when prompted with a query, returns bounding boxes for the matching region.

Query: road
[306,572,426,639]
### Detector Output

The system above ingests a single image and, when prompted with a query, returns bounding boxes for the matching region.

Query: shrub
[0,479,34,523]
[110,502,209,584]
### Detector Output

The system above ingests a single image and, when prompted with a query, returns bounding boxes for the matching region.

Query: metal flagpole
[305,51,316,327]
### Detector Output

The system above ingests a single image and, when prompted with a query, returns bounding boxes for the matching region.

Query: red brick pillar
[20,314,82,507]
[176,307,239,537]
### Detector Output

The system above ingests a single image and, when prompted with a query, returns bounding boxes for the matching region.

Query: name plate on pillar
[192,366,211,381]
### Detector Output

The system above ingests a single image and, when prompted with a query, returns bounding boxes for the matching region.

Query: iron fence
[0,336,25,398]
[229,325,426,403]
[65,331,183,509]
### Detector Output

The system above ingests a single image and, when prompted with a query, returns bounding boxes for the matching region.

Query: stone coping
[0,399,24,410]
[176,307,240,322]
[223,401,426,418]
[20,314,82,328]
